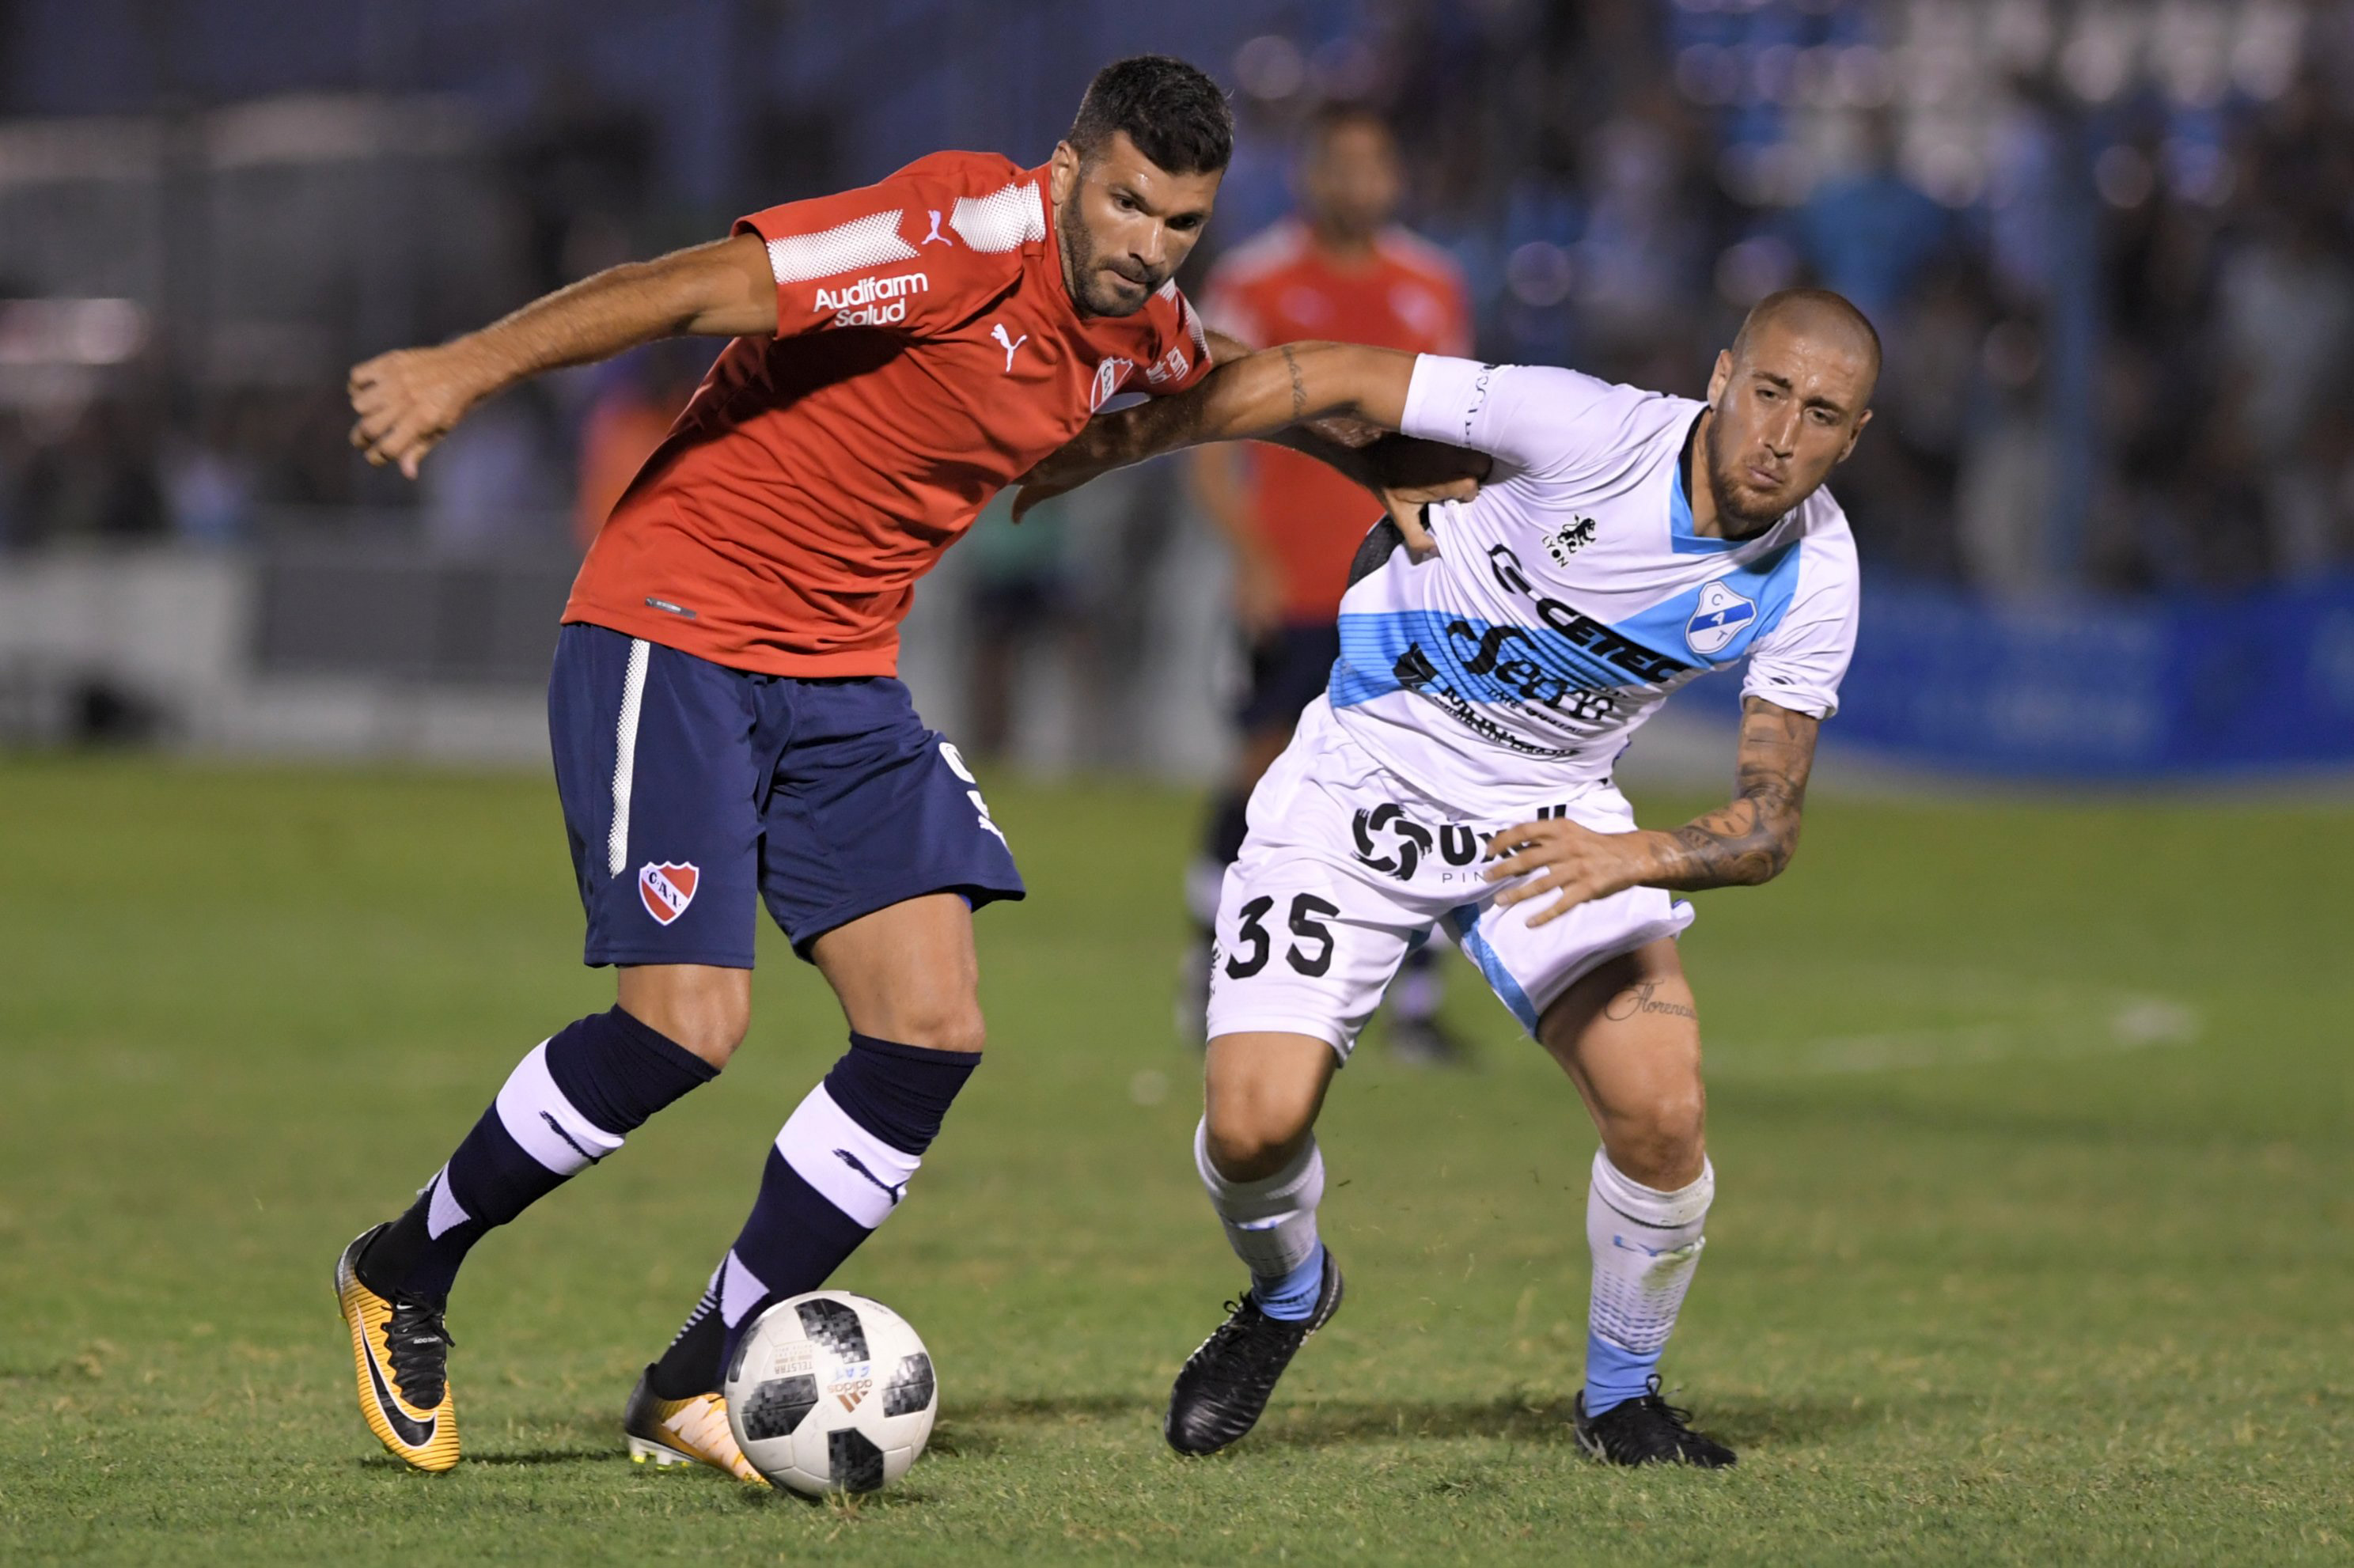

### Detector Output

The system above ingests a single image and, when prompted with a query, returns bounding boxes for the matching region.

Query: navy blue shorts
[548,623,1024,968]
[1237,621,1343,735]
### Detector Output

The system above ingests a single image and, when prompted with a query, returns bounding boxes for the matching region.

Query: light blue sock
[1253,1240,1326,1322]
[1582,1332,1658,1415]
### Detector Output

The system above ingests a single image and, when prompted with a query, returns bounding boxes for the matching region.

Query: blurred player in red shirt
[1186,106,1475,1063]
[331,58,1253,1483]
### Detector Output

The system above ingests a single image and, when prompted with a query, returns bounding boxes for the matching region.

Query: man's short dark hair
[1067,55,1234,176]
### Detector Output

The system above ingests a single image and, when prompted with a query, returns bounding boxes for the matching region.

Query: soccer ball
[722,1290,938,1495]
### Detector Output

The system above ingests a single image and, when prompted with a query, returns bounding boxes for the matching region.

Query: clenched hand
[1365,436,1486,559]
[348,344,495,479]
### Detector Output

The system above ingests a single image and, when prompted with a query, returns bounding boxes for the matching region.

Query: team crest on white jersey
[1542,515,1598,566]
[1685,580,1758,657]
[639,862,700,926]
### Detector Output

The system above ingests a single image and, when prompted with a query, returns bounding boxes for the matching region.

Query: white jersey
[1327,354,1861,813]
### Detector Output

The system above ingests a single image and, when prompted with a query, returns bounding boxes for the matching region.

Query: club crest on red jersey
[1090,356,1135,411]
[639,862,700,926]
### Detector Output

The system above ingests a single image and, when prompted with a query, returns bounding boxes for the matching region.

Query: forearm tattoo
[1653,699,1817,890]
[1282,343,1307,419]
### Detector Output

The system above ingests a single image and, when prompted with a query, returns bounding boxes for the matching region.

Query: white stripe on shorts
[607,637,650,877]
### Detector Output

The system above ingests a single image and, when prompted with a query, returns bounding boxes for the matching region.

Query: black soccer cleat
[1572,1375,1736,1468]
[1165,1250,1344,1456]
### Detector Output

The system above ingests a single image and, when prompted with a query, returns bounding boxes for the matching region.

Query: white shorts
[1206,699,1694,1060]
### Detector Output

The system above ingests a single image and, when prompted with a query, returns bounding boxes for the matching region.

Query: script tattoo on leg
[1604,981,1697,1024]
[1282,344,1306,419]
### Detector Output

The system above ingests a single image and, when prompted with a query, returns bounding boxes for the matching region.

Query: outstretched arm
[1018,341,1480,548]
[1013,342,1423,518]
[1480,699,1820,926]
[349,234,777,478]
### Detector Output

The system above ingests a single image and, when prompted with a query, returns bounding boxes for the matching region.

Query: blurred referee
[1185,105,1476,1063]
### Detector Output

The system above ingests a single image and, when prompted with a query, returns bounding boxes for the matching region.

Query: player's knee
[1605,1090,1707,1189]
[883,994,987,1055]
[1203,1089,1316,1182]
[616,967,750,1070]
[663,994,751,1070]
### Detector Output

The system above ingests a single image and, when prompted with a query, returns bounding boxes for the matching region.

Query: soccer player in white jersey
[1016,289,1876,1467]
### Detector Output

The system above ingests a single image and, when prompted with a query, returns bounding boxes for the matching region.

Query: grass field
[1,756,2348,1565]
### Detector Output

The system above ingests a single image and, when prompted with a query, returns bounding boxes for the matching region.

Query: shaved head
[1731,288,1882,392]
[1698,286,1878,533]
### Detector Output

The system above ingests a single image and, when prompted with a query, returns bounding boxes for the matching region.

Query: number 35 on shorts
[1222,892,1341,979]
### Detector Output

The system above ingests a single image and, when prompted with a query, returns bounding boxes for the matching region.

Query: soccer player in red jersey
[330,58,1249,1482]
[1185,106,1476,1062]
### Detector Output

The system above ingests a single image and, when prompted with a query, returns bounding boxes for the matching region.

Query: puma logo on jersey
[991,322,1028,372]
[921,209,953,245]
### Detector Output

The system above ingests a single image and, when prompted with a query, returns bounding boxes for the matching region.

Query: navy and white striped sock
[650,1033,976,1395]
[358,1007,716,1301]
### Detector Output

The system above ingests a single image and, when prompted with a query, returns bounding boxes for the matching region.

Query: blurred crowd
[6,0,2354,600]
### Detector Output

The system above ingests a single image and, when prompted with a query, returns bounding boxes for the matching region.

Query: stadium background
[2,3,2347,1564]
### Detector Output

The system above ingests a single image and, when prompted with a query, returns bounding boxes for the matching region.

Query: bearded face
[1049,131,1219,319]
[1700,316,1877,533]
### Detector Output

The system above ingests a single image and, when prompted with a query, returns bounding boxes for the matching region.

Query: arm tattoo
[1651,698,1818,890]
[1282,344,1307,419]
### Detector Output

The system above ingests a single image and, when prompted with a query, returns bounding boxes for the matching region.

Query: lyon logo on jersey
[639,862,700,926]
[1685,580,1759,657]
[1543,516,1598,566]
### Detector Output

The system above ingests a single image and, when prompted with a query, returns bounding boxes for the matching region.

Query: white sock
[1584,1149,1713,1414]
[1195,1118,1325,1278]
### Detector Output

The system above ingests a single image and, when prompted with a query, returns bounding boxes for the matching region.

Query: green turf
[1,756,2347,1565]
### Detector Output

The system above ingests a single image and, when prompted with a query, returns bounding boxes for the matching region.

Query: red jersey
[1200,219,1473,621]
[563,150,1212,676]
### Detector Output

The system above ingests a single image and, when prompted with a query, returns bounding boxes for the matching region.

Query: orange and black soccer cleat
[335,1225,461,1473]
[622,1365,767,1485]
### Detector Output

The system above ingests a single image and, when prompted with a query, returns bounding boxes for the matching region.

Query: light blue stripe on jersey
[1666,442,1749,556]
[1608,540,1805,669]
[1446,906,1538,1033]
[1329,608,1674,711]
